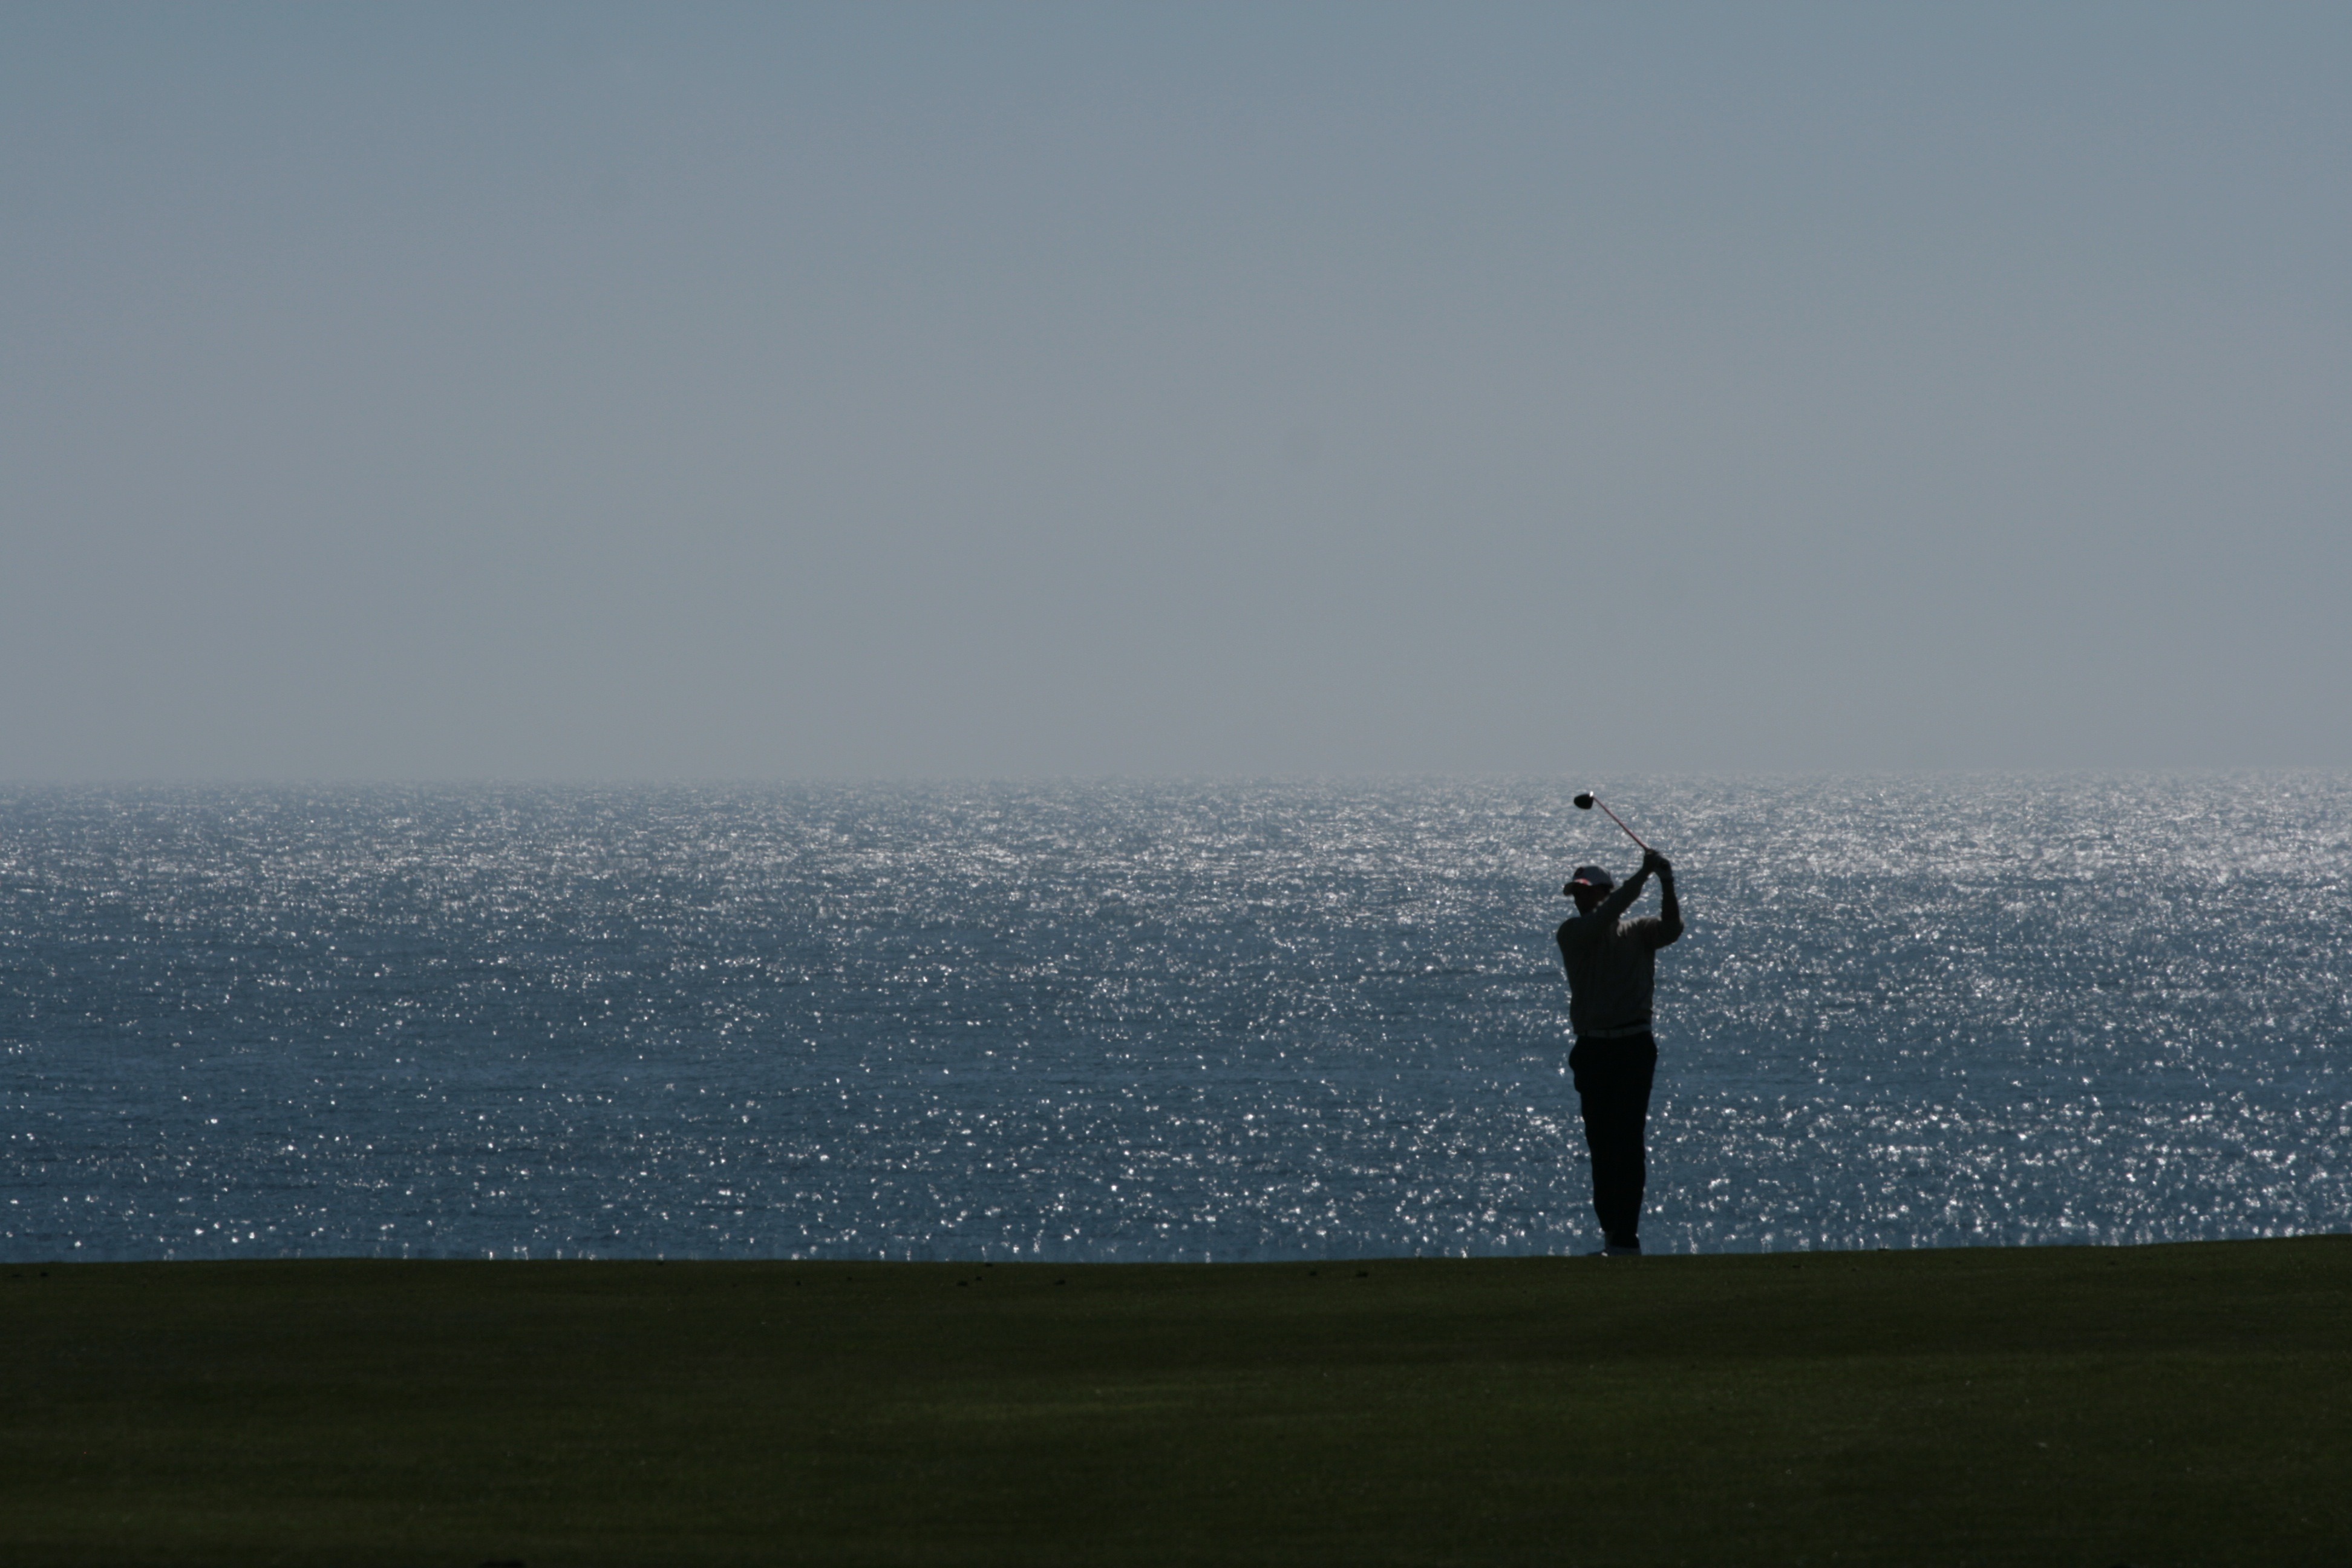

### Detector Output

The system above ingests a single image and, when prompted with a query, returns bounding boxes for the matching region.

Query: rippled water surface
[4,778,2346,1260]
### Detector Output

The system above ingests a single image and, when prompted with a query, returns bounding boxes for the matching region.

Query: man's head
[1563,864,1614,915]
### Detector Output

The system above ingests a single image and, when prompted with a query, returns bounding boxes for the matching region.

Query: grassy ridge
[3,1239,2347,1566]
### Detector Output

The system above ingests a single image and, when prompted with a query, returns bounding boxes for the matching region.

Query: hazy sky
[5,3,2347,779]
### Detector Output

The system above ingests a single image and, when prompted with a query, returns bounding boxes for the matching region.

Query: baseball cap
[1564,865,1615,895]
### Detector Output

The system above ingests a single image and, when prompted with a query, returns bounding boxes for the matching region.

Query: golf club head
[1573,792,1596,810]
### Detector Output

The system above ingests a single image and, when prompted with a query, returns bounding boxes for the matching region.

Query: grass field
[3,1238,2347,1566]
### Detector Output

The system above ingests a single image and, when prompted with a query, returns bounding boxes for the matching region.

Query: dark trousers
[1569,1032,1658,1247]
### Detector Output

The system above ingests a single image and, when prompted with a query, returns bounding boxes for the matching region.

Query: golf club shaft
[1593,799,1651,854]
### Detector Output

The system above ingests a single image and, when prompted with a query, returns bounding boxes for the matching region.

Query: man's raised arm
[1593,865,1649,923]
[1644,849,1684,946]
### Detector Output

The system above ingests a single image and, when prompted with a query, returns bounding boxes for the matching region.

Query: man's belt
[1576,1018,1653,1041]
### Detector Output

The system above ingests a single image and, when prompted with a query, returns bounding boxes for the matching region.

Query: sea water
[2,777,2345,1261]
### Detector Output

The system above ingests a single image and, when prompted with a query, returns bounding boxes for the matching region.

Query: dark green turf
[3,1239,2347,1566]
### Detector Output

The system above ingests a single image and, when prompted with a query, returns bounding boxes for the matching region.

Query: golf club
[1573,791,1653,854]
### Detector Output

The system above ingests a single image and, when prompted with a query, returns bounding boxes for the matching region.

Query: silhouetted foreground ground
[3,1239,2346,1566]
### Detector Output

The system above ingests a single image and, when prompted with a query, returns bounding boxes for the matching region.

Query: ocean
[3,777,2345,1262]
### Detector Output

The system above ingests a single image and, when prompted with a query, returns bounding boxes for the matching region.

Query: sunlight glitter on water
[2,777,2345,1260]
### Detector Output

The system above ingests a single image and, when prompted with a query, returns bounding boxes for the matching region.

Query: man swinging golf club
[1557,793,1682,1256]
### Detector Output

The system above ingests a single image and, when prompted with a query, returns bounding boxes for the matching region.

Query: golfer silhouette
[1557,847,1682,1255]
